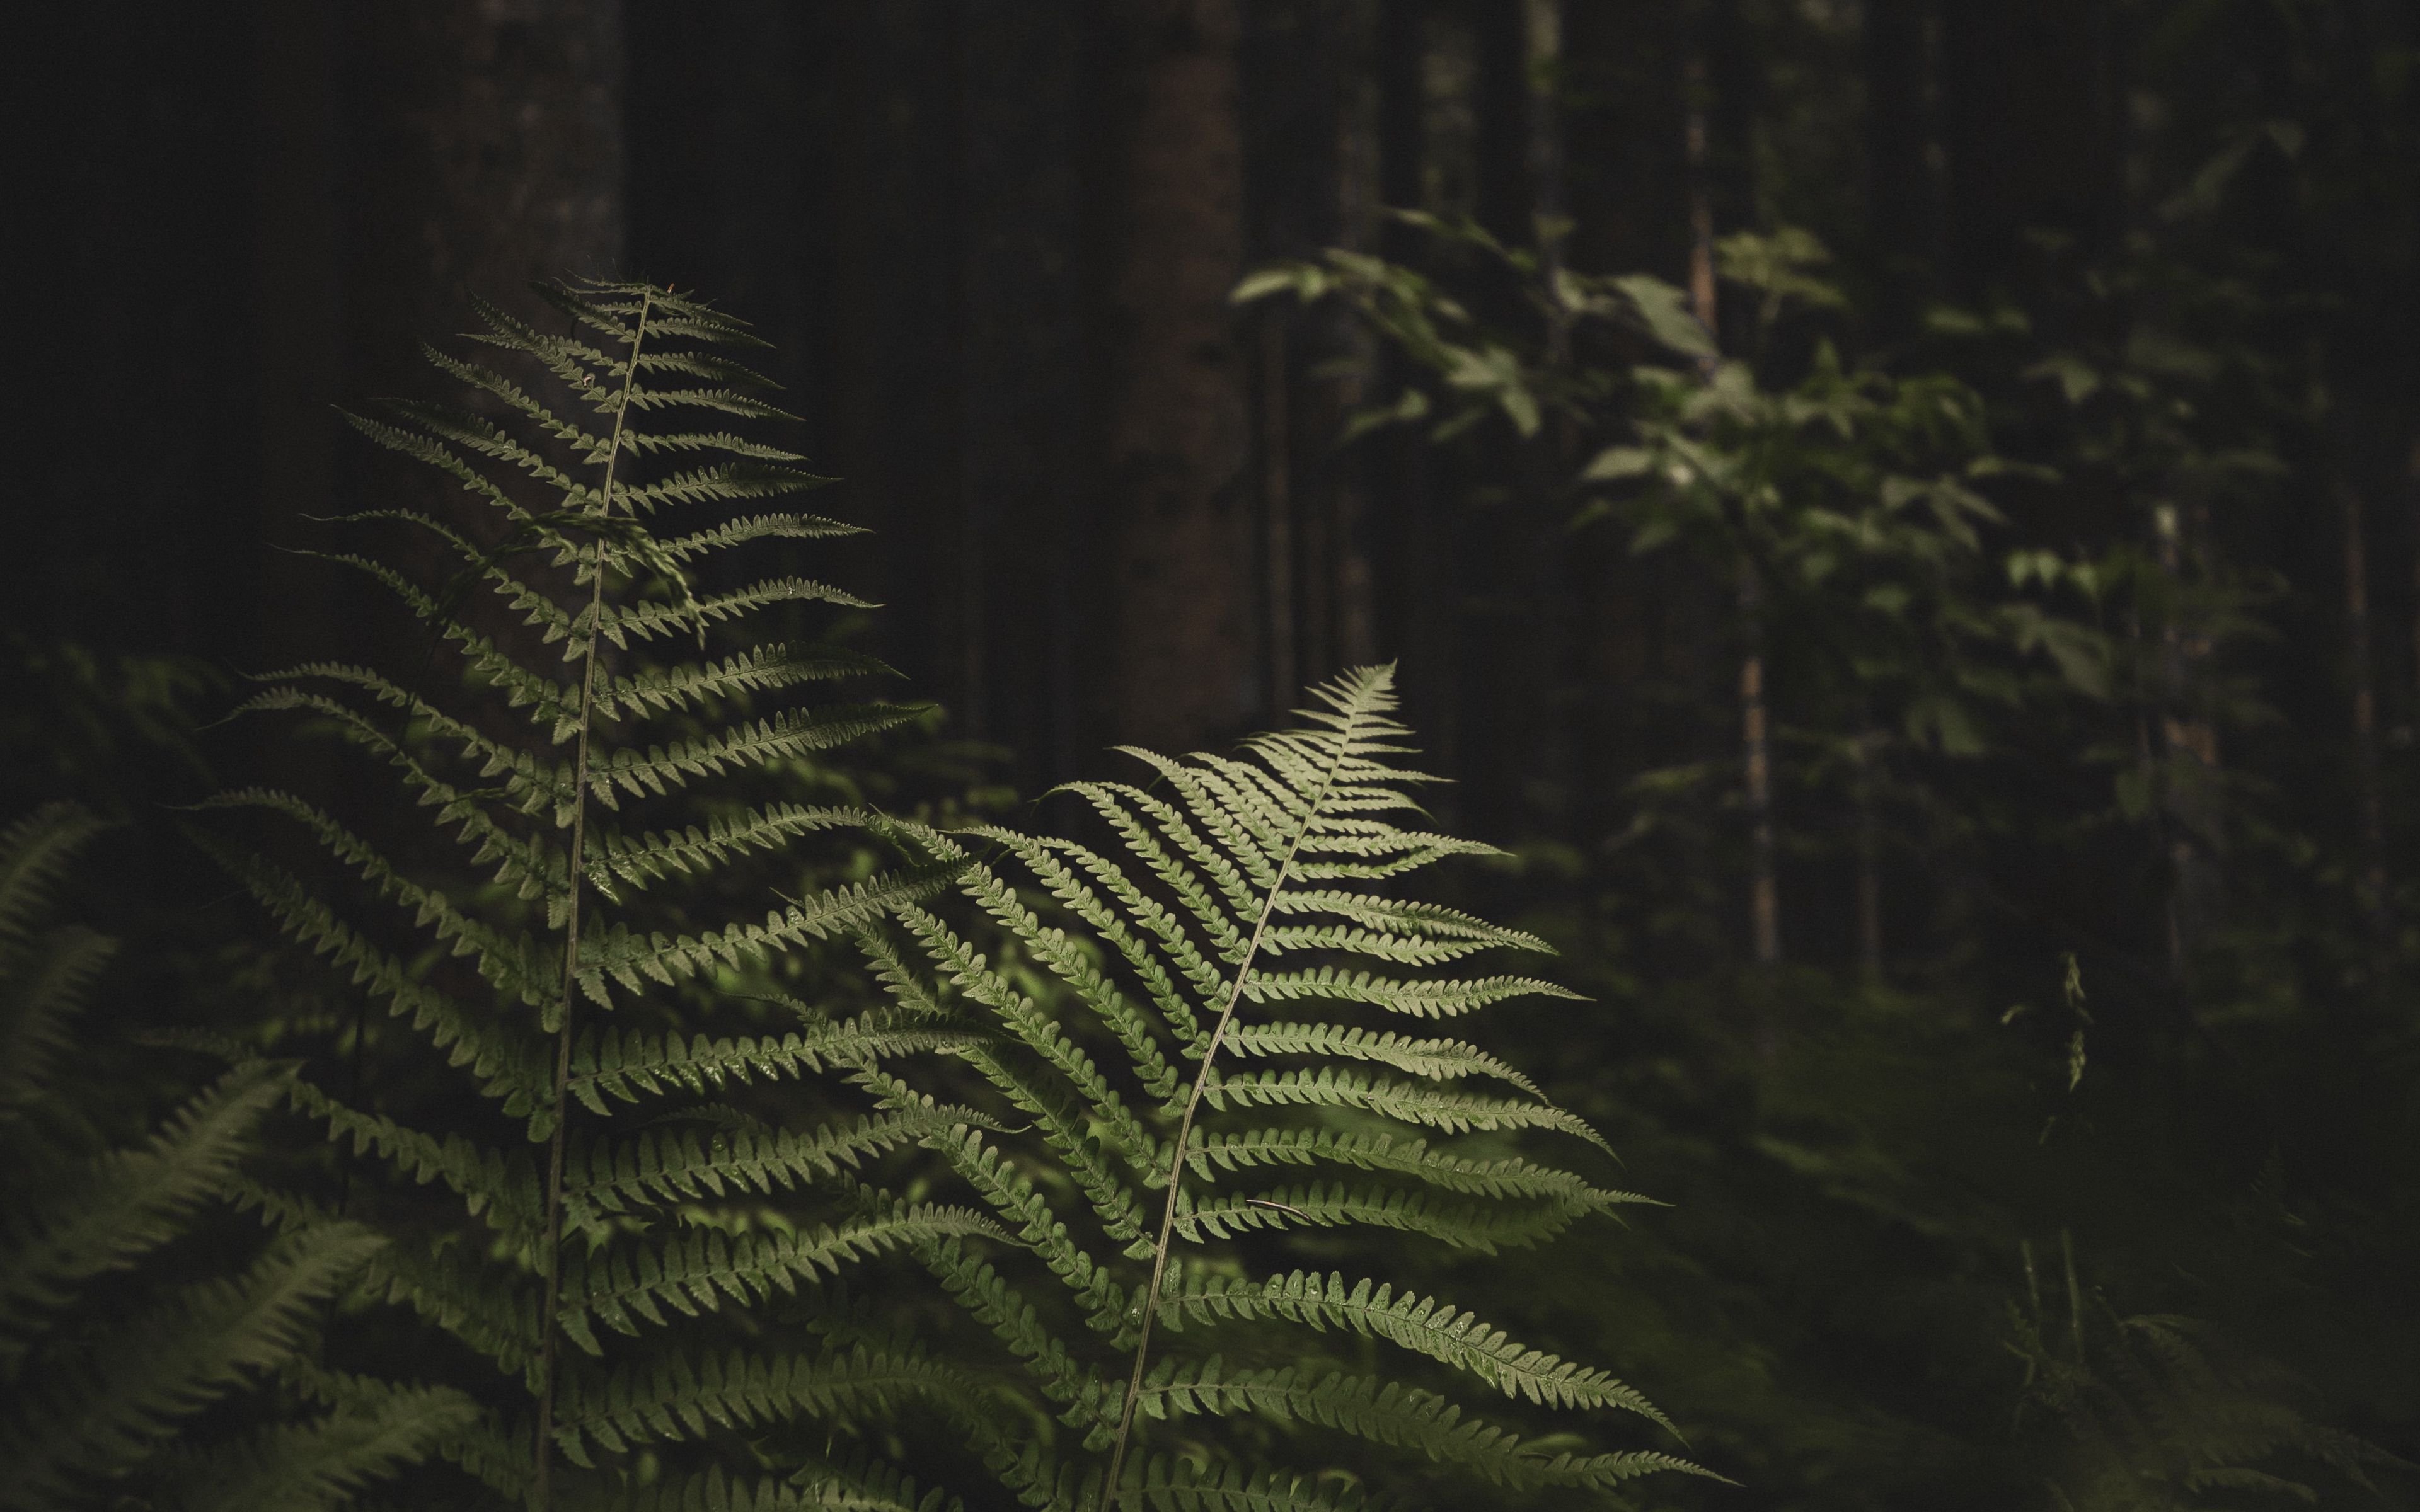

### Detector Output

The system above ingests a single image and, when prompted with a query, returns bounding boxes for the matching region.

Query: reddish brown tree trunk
[1102,0,1253,754]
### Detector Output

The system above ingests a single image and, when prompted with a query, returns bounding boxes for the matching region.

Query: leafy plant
[861,666,1706,1508]
[200,280,980,1509]
[2010,1234,2403,1511]
[0,801,473,1511]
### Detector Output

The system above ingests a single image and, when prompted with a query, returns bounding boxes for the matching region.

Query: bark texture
[1100,0,1254,754]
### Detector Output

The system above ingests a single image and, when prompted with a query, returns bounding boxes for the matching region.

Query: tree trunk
[345,0,624,392]
[1855,726,1886,982]
[1685,8,1780,968]
[1098,0,1253,755]
[341,0,625,679]
[2344,478,2390,938]
[1939,0,2119,300]
[1862,0,1935,340]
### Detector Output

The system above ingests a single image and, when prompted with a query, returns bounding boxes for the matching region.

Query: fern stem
[1102,716,1359,1508]
[533,286,655,1511]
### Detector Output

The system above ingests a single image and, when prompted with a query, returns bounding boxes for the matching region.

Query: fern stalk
[533,285,654,1511]
[1102,711,1351,1504]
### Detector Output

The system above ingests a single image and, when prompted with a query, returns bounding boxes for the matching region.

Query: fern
[0,802,472,1511]
[868,667,1707,1508]
[2010,1234,2406,1511]
[205,280,973,1508]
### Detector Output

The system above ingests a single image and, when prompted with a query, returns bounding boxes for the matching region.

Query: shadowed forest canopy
[9,2,2420,1509]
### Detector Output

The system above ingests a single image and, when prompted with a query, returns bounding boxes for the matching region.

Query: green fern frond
[563,1107,988,1213]
[594,646,890,723]
[590,706,916,804]
[558,1202,1001,1353]
[877,665,1692,1504]
[575,860,959,1004]
[158,1370,480,1512]
[1,1226,387,1506]
[1161,1271,1671,1423]
[0,803,111,946]
[567,1015,981,1109]
[1183,1126,1625,1205]
[1,1060,293,1328]
[208,278,983,1508]
[1172,1181,1601,1252]
[184,835,546,1104]
[623,1462,961,1512]
[1113,1455,1359,1512]
[1202,1067,1610,1150]
[1236,966,1585,1019]
[552,1343,993,1466]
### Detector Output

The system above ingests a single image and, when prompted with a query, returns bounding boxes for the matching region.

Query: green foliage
[203,280,976,1508]
[2010,1235,2404,1510]
[861,666,1704,1508]
[0,801,473,1511]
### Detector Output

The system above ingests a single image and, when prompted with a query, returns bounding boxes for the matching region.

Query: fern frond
[1237,966,1584,1019]
[202,787,558,1007]
[1,1060,292,1328]
[595,646,891,724]
[596,579,873,648]
[1136,1358,1701,1493]
[585,803,865,900]
[624,1463,962,1512]
[183,835,546,1105]
[567,1014,980,1110]
[1202,1067,1610,1151]
[1162,1271,1672,1424]
[1184,1127,1626,1205]
[877,665,1693,1503]
[558,1203,1001,1354]
[0,803,111,947]
[1172,1181,1599,1252]
[564,1106,986,1213]
[590,706,917,805]
[1220,1022,1545,1097]
[552,1344,993,1466]
[575,860,957,1004]
[285,1080,544,1245]
[1115,1456,1359,1512]
[0,1226,386,1506]
[159,1371,480,1512]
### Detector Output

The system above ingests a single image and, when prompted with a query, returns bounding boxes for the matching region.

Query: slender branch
[1100,711,1363,1506]
[533,285,655,1511]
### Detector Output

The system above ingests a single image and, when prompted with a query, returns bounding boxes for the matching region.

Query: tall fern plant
[204,281,981,1509]
[865,667,1708,1508]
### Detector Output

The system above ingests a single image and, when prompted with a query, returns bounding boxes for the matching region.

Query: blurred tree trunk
[345,0,624,398]
[340,0,624,672]
[1940,0,2119,300]
[1561,0,1703,849]
[1862,0,1935,340]
[2344,477,2390,939]
[1097,0,1252,755]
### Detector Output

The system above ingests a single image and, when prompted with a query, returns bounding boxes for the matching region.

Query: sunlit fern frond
[863,665,1706,1509]
[0,803,472,1512]
[200,280,974,1508]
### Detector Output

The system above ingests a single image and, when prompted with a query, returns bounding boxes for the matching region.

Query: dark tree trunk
[1862,0,1935,339]
[1096,0,1253,755]
[345,1,624,391]
[1560,0,1689,283]
[339,0,624,687]
[1940,0,2121,299]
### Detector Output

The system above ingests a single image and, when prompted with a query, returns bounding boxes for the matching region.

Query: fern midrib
[1102,715,1362,1505]
[535,286,655,1511]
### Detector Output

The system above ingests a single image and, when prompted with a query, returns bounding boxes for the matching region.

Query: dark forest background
[11,1,2420,1507]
